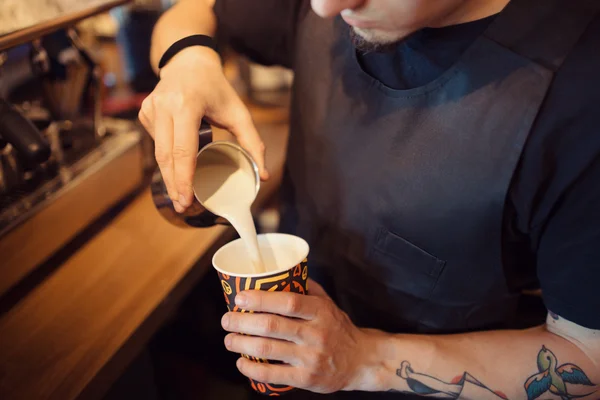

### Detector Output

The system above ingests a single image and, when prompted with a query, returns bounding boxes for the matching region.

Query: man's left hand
[221,279,377,393]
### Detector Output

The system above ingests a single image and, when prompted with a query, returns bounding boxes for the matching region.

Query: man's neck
[430,0,510,28]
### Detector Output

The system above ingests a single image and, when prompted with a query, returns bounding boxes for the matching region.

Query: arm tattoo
[524,346,596,400]
[394,361,508,399]
[393,346,596,399]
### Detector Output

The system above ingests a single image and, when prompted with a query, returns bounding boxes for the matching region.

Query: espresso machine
[0,0,146,298]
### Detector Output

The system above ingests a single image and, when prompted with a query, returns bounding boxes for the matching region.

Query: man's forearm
[361,316,599,399]
[150,0,217,73]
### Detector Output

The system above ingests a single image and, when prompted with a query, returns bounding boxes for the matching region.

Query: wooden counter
[0,105,290,400]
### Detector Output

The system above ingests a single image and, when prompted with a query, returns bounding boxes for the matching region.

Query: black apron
[276,0,596,398]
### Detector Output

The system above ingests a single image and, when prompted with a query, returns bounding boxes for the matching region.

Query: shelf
[0,0,130,51]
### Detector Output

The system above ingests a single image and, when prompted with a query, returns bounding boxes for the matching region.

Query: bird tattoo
[524,346,596,400]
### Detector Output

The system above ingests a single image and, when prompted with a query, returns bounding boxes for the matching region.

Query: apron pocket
[369,227,446,299]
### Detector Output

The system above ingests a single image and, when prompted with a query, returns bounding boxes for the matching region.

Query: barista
[139,0,600,398]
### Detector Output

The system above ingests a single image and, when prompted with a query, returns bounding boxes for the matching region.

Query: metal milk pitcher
[150,120,260,228]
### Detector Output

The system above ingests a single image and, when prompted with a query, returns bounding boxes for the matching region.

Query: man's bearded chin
[349,26,404,53]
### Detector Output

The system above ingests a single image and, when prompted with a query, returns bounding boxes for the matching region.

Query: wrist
[347,329,438,393]
[158,46,220,79]
[345,328,397,392]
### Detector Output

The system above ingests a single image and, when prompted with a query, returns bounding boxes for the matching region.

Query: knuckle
[341,310,353,324]
[255,340,272,357]
[140,97,153,114]
[153,91,183,108]
[321,297,334,309]
[172,145,194,160]
[313,330,329,347]
[138,112,150,131]
[307,350,321,366]
[262,316,279,334]
[285,296,300,315]
[316,299,333,318]
[151,93,163,108]
[154,147,172,165]
[292,323,305,340]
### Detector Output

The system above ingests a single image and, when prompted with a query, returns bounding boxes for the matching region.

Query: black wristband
[158,34,217,69]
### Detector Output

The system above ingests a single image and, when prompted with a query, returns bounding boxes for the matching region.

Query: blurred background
[0,1,296,399]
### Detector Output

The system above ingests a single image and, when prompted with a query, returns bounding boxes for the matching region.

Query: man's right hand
[139,47,268,213]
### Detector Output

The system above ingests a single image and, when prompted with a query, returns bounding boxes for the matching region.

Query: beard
[348,26,409,54]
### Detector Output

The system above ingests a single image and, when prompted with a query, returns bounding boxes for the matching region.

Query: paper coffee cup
[212,233,309,396]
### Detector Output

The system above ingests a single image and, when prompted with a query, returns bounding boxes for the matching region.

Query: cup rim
[192,140,261,215]
[212,233,309,278]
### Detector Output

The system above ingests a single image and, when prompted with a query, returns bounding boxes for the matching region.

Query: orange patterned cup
[212,233,309,396]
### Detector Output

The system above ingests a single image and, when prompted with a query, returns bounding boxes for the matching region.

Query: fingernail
[236,358,243,369]
[178,194,188,207]
[235,293,248,307]
[224,335,232,348]
[221,314,230,329]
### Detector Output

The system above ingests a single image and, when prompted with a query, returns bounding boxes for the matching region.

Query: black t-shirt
[214,1,600,330]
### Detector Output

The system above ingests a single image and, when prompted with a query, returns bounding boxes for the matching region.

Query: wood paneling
[0,133,144,297]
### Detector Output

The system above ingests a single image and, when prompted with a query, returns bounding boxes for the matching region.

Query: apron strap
[484,0,600,71]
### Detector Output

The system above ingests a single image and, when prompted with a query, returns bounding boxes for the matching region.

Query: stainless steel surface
[65,28,106,139]
[150,124,261,228]
[0,118,144,297]
[0,98,51,165]
[0,118,141,237]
